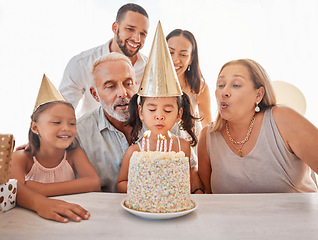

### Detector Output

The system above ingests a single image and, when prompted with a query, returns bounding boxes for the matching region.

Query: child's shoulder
[13,149,33,160]
[127,143,140,153]
[65,146,86,162]
[122,143,140,161]
[175,135,191,156]
[12,149,34,166]
[174,134,190,146]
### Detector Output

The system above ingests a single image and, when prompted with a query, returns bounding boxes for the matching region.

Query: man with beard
[76,52,141,192]
[59,3,149,117]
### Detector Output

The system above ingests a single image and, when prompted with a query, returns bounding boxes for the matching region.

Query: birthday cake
[124,151,195,213]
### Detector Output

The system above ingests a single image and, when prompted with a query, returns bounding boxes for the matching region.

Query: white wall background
[1,0,317,147]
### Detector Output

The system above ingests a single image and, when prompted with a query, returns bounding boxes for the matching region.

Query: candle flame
[144,130,151,138]
[168,131,172,138]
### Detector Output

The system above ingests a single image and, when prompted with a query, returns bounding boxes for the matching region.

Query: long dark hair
[126,93,198,146]
[166,29,205,94]
[28,101,78,155]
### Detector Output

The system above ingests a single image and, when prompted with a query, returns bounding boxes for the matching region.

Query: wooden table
[1,192,318,240]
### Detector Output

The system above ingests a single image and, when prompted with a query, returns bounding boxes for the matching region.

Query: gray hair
[90,52,134,86]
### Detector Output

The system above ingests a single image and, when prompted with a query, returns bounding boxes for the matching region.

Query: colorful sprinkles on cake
[125,151,195,213]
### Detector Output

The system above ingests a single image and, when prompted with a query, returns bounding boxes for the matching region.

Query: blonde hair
[212,59,277,132]
[90,52,134,86]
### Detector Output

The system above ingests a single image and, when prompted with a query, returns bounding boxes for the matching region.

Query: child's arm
[117,144,139,193]
[10,150,31,183]
[190,166,205,194]
[25,147,101,196]
[17,181,90,223]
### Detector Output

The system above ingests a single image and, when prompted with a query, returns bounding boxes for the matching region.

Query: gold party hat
[138,21,182,97]
[33,74,67,112]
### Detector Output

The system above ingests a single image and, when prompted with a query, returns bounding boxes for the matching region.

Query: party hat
[138,21,182,97]
[33,74,67,112]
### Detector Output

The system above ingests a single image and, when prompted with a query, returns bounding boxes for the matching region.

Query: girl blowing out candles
[116,93,197,193]
[116,21,199,193]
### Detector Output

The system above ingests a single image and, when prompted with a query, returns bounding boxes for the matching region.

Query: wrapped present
[0,134,15,184]
[0,134,16,212]
[0,179,17,212]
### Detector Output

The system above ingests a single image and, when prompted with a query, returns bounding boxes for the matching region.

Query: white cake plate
[121,199,197,220]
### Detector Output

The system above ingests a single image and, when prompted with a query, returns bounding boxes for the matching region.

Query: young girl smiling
[11,76,100,196]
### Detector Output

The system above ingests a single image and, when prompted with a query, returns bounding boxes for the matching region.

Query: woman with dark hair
[166,29,212,129]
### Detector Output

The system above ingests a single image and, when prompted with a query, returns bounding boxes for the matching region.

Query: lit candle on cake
[156,134,160,151]
[141,133,146,152]
[160,134,164,152]
[145,130,151,152]
[164,136,167,152]
[168,131,173,152]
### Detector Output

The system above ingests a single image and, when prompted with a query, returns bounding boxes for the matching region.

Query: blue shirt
[76,107,138,192]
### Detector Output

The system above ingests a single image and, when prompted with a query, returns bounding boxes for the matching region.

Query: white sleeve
[59,56,85,109]
[190,147,198,168]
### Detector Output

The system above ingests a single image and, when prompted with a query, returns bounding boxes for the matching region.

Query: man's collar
[97,107,114,132]
[97,106,130,133]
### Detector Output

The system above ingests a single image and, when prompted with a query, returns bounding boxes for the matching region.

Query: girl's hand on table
[35,198,90,223]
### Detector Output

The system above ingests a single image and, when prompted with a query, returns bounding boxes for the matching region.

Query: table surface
[1,192,318,240]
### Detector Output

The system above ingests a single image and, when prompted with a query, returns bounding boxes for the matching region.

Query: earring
[255,102,260,112]
[187,65,191,71]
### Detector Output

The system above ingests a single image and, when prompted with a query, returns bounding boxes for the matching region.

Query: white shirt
[59,39,148,117]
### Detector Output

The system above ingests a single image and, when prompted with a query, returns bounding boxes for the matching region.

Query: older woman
[198,59,318,194]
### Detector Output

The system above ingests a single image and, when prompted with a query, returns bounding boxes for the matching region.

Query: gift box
[0,179,17,212]
[0,134,16,212]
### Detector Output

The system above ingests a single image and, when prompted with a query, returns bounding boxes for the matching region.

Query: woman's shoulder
[200,124,209,135]
[196,81,210,101]
[270,105,309,150]
[271,105,304,124]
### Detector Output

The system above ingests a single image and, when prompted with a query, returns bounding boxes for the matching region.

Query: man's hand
[15,143,29,151]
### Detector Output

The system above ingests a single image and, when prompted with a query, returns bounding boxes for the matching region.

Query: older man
[76,52,138,192]
[59,3,149,117]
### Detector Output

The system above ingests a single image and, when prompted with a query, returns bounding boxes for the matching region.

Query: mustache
[113,98,130,109]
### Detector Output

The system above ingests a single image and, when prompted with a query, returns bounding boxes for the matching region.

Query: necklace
[225,115,255,157]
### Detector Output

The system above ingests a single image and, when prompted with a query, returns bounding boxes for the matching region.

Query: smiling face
[31,103,76,150]
[91,59,137,122]
[113,11,149,57]
[215,64,264,122]
[139,97,182,136]
[167,35,193,79]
